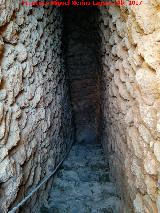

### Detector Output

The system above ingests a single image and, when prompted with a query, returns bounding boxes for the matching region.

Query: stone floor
[40,140,122,213]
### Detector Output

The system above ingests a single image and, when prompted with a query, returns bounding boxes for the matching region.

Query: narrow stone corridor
[1,1,160,212]
[40,140,122,213]
[62,7,101,144]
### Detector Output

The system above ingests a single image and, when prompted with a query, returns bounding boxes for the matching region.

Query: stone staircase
[40,141,123,213]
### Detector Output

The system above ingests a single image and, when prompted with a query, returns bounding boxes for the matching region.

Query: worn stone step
[41,141,123,213]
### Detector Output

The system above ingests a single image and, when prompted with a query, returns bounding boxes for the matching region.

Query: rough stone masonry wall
[99,2,160,212]
[0,2,73,213]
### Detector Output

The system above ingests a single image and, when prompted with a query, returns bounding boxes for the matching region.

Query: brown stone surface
[0,4,74,213]
[99,2,160,212]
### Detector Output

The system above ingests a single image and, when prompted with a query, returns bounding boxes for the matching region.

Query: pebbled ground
[40,140,123,213]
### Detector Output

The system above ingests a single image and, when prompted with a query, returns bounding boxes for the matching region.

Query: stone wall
[99,2,160,212]
[1,1,160,212]
[0,2,74,213]
[62,7,101,143]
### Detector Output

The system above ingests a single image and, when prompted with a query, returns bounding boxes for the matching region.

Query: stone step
[42,195,122,213]
[40,142,123,213]
[49,181,118,200]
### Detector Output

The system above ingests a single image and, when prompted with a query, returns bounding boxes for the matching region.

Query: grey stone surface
[41,141,122,213]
